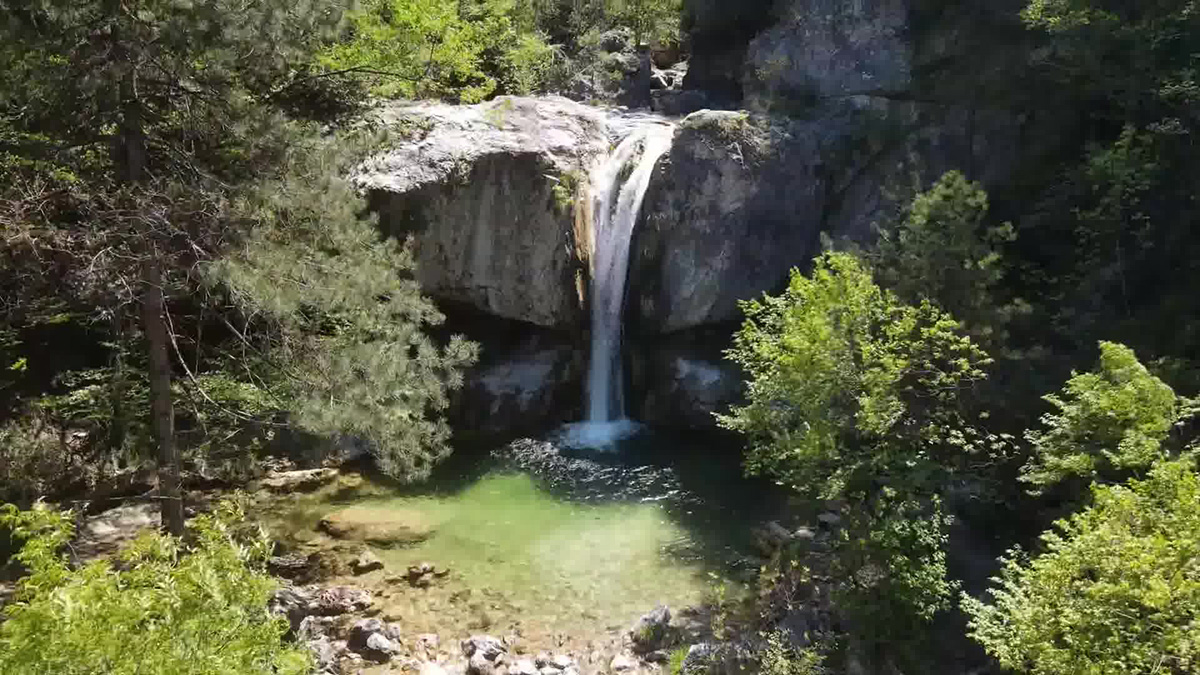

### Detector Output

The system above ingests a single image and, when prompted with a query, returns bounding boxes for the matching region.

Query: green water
[275,469,741,647]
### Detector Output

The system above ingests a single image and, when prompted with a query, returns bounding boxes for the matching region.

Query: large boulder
[630,110,824,333]
[319,506,434,547]
[355,97,610,330]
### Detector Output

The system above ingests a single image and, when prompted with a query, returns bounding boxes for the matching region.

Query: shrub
[964,457,1200,675]
[0,499,310,675]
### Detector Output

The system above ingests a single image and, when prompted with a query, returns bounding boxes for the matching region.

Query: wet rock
[351,550,385,575]
[259,468,339,493]
[462,635,507,661]
[634,349,742,431]
[550,655,574,670]
[453,346,581,438]
[406,562,449,587]
[645,650,670,664]
[630,606,672,654]
[349,619,403,663]
[470,652,500,675]
[534,653,552,668]
[268,554,311,580]
[610,654,638,672]
[793,526,817,542]
[316,586,374,615]
[309,636,346,674]
[319,506,434,547]
[683,644,714,672]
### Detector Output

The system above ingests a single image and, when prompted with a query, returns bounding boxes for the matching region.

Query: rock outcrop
[356,97,610,330]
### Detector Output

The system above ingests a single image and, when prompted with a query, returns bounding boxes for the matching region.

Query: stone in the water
[315,586,373,615]
[319,506,434,546]
[363,632,400,663]
[630,606,672,653]
[462,635,507,661]
[308,636,346,674]
[351,550,385,575]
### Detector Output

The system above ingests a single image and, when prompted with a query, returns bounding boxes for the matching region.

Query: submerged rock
[351,550,385,575]
[319,506,434,547]
[493,439,685,504]
[461,635,507,661]
[630,606,673,654]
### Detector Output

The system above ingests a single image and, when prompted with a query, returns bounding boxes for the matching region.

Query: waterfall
[561,119,674,449]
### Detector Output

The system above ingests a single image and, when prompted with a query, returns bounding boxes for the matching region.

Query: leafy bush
[964,457,1200,675]
[1021,341,1192,490]
[719,252,994,658]
[872,170,1019,342]
[758,630,826,675]
[0,499,310,675]
[718,251,994,499]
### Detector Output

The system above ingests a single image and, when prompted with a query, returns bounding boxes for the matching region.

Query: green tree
[319,0,562,102]
[606,0,681,46]
[1021,341,1193,491]
[719,251,996,656]
[0,0,354,533]
[873,170,1017,341]
[0,499,310,674]
[718,251,994,500]
[217,132,479,481]
[963,457,1200,675]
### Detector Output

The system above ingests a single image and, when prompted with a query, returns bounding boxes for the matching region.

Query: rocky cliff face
[356,97,609,330]
[627,0,1053,428]
[355,98,611,436]
[350,4,1057,436]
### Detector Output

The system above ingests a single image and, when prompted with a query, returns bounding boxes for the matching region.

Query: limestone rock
[631,111,824,333]
[351,550,385,575]
[462,635,507,662]
[355,97,610,329]
[630,606,672,654]
[259,468,339,493]
[319,506,434,547]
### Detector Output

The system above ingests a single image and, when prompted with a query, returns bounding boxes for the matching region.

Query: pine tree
[0,0,352,533]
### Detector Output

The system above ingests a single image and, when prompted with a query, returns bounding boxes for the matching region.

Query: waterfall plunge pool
[265,427,779,652]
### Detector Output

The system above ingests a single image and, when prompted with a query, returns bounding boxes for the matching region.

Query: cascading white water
[560,119,674,449]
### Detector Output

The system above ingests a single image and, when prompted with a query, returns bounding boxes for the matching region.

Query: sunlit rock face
[355,96,610,331]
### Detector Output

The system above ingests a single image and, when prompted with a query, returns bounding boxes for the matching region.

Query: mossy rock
[318,506,435,547]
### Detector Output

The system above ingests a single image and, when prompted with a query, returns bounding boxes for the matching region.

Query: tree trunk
[141,255,184,536]
[120,66,182,535]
